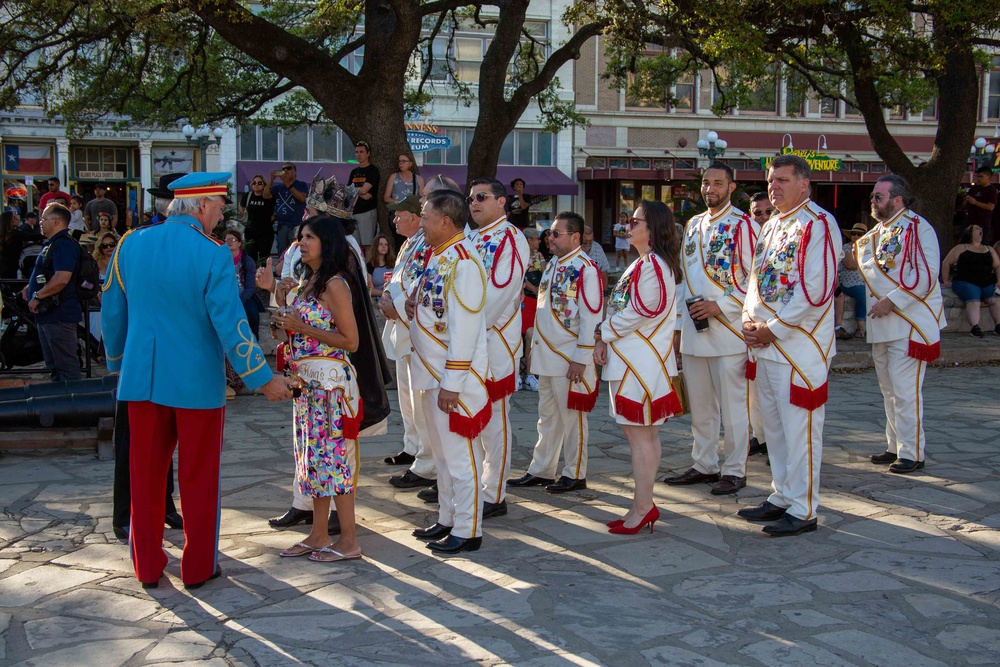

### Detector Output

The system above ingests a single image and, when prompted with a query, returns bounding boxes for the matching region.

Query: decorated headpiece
[306,173,356,219]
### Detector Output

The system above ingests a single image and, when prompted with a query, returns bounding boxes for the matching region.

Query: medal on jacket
[432,298,444,319]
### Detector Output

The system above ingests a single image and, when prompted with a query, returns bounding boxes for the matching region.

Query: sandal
[853,329,866,339]
[280,542,324,558]
[835,328,852,340]
[308,546,363,563]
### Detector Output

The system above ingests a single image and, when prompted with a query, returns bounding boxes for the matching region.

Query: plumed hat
[306,173,356,219]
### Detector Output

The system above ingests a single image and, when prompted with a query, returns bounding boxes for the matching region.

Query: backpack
[52,235,102,302]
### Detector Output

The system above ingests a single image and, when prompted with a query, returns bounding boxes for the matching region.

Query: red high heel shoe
[608,506,659,534]
[606,519,624,527]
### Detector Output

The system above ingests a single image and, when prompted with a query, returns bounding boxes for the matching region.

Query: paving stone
[6,638,154,667]
[51,544,135,573]
[935,624,1000,665]
[846,549,1000,595]
[0,564,104,606]
[740,639,857,667]
[805,570,908,592]
[780,609,845,627]
[830,515,982,556]
[904,593,987,620]
[36,587,161,622]
[23,616,148,650]
[674,572,813,610]
[680,628,740,648]
[0,612,10,660]
[829,599,928,645]
[145,630,222,662]
[595,537,727,578]
[871,487,985,515]
[814,629,948,667]
[640,644,743,667]
[0,462,72,486]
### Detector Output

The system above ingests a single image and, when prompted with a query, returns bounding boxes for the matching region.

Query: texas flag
[4,144,53,174]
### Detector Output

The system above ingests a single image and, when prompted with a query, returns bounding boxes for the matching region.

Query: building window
[988,56,1000,121]
[283,127,309,162]
[313,127,340,162]
[820,97,838,117]
[625,71,666,110]
[261,127,279,161]
[424,20,548,85]
[239,125,257,160]
[584,157,606,168]
[74,147,101,173]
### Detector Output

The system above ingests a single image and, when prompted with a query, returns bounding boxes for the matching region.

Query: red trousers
[128,401,225,586]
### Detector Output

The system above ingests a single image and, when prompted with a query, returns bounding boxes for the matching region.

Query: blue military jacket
[102,215,272,409]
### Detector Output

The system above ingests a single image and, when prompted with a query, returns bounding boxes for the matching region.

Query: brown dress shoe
[662,468,720,485]
[710,475,747,495]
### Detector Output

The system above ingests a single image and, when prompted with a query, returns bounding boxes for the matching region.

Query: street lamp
[696,130,728,163]
[182,124,225,168]
[971,135,997,171]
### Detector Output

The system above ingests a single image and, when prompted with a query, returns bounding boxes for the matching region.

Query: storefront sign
[407,130,452,153]
[85,130,143,139]
[760,146,842,172]
[79,170,124,179]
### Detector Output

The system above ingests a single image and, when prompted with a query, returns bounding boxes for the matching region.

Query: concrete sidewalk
[1,365,999,666]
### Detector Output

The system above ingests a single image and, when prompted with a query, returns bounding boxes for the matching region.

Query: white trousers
[684,353,750,478]
[748,376,765,442]
[291,438,359,511]
[418,389,484,539]
[398,357,437,479]
[755,359,824,521]
[872,339,927,462]
[527,375,589,480]
[479,395,512,504]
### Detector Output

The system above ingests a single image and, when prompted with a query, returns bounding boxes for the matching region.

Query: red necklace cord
[631,256,667,318]
[899,215,929,291]
[490,230,523,289]
[797,215,836,307]
[581,264,604,313]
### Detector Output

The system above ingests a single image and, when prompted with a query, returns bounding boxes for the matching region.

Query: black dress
[241,193,276,262]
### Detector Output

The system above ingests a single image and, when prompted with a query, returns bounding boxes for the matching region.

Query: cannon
[0,375,118,403]
[0,390,117,427]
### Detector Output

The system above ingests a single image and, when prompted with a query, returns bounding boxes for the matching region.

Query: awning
[236,162,579,196]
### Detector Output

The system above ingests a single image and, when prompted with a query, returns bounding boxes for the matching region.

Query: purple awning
[235,161,579,196]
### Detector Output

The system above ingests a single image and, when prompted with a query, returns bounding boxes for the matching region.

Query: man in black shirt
[966,166,997,242]
[349,141,380,250]
[505,178,533,230]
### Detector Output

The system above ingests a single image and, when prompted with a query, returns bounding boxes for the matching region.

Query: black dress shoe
[384,451,416,466]
[662,468,720,485]
[889,458,925,474]
[412,523,453,540]
[328,510,341,535]
[389,470,436,489]
[417,484,439,503]
[113,525,129,541]
[737,501,787,522]
[426,534,482,554]
[482,499,507,519]
[545,476,587,494]
[184,566,223,590]
[870,451,897,464]
[164,512,184,530]
[748,437,768,456]
[762,514,818,537]
[710,475,747,495]
[268,507,313,528]
[507,473,554,488]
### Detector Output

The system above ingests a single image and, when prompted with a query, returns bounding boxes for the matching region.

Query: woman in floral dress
[266,216,363,562]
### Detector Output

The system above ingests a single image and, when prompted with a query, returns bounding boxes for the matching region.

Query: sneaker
[971,325,984,338]
[515,375,523,391]
[524,375,539,392]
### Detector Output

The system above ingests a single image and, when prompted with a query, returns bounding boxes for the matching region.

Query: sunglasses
[100,242,116,249]
[752,209,774,217]
[466,192,498,204]
[251,180,265,185]
[549,230,574,239]
[870,192,895,202]
[627,217,645,228]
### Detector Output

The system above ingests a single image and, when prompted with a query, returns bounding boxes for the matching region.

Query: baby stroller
[0,281,97,372]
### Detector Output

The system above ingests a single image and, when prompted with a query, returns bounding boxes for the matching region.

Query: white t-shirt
[613,223,630,250]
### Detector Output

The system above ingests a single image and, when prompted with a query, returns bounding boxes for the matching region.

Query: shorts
[951,280,996,303]
[354,209,378,246]
[521,296,537,333]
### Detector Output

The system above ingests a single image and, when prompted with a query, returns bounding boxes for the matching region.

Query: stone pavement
[1,366,1000,666]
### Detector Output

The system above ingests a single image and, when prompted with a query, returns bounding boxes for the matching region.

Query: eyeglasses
[398,158,411,163]
[100,242,116,249]
[627,217,645,228]
[752,209,774,217]
[870,192,896,202]
[225,238,240,244]
[466,192,498,204]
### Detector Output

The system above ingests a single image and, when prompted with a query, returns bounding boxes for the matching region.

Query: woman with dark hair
[594,199,682,534]
[239,174,275,262]
[942,224,1000,337]
[225,229,265,341]
[539,228,554,262]
[263,216,364,562]
[365,233,396,300]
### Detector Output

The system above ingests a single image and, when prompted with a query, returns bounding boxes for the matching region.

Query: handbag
[672,370,690,416]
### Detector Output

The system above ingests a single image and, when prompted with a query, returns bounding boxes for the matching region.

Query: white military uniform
[602,252,680,425]
[743,199,842,521]
[527,247,604,480]
[468,216,529,503]
[856,208,943,463]
[680,204,759,478]
[382,230,436,480]
[410,232,491,539]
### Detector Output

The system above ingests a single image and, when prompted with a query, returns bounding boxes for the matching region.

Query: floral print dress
[289,292,361,497]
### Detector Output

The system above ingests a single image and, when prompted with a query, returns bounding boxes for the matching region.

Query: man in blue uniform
[102,171,293,590]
